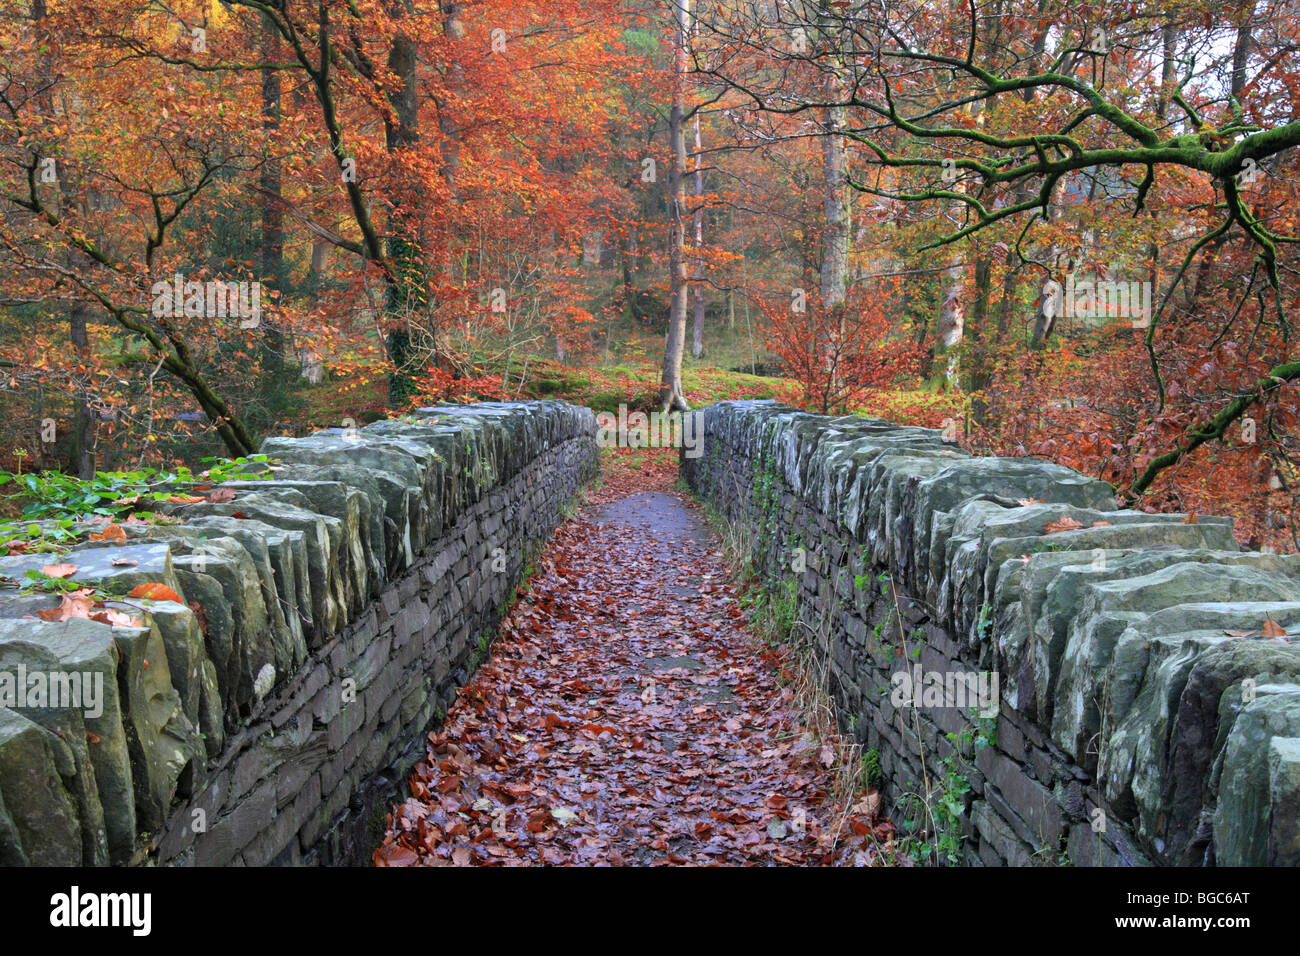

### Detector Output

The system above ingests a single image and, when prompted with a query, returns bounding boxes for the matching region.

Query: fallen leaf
[89,608,140,628]
[36,591,95,622]
[127,582,183,603]
[1262,617,1289,638]
[41,563,77,578]
[550,807,578,827]
[374,844,420,867]
[206,488,237,503]
[89,524,127,542]
[819,743,835,767]
[1044,516,1084,534]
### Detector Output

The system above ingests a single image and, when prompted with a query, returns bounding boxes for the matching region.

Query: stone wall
[683,401,1300,867]
[0,401,597,866]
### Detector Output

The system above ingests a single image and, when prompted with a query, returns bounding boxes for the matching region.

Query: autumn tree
[697,0,1300,507]
[0,0,640,465]
[0,1,266,455]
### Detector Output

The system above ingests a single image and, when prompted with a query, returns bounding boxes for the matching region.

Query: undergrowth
[0,455,278,522]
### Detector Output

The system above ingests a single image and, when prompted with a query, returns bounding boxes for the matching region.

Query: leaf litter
[375,449,894,867]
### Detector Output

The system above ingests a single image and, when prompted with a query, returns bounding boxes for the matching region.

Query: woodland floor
[373,448,894,866]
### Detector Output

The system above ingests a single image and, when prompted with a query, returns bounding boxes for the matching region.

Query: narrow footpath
[373,451,892,865]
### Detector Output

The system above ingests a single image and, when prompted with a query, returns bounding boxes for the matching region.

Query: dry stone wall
[683,401,1300,867]
[0,401,597,866]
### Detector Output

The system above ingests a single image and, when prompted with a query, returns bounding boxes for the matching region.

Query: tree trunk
[967,255,994,425]
[995,244,1019,339]
[1030,178,1068,349]
[439,3,465,192]
[67,302,96,478]
[307,239,330,310]
[35,0,95,475]
[384,4,424,408]
[819,100,849,312]
[690,110,705,359]
[1143,20,1178,348]
[1025,14,1072,352]
[659,0,691,412]
[1231,14,1252,102]
[1029,287,1056,349]
[820,72,850,400]
[938,256,965,384]
[258,10,288,432]
[1155,20,1177,120]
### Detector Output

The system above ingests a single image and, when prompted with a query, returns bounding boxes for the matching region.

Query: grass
[852,388,963,429]
[514,356,957,429]
[516,360,801,413]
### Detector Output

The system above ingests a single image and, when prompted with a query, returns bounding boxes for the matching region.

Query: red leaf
[127,583,183,603]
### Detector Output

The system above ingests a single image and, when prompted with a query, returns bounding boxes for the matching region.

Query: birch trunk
[690,110,705,359]
[659,0,691,412]
[819,97,849,312]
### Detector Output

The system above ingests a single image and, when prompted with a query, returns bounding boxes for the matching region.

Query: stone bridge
[0,398,1296,866]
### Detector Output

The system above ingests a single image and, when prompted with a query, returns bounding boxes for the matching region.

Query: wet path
[374,481,889,866]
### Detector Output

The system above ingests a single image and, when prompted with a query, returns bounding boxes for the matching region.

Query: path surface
[374,463,889,866]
